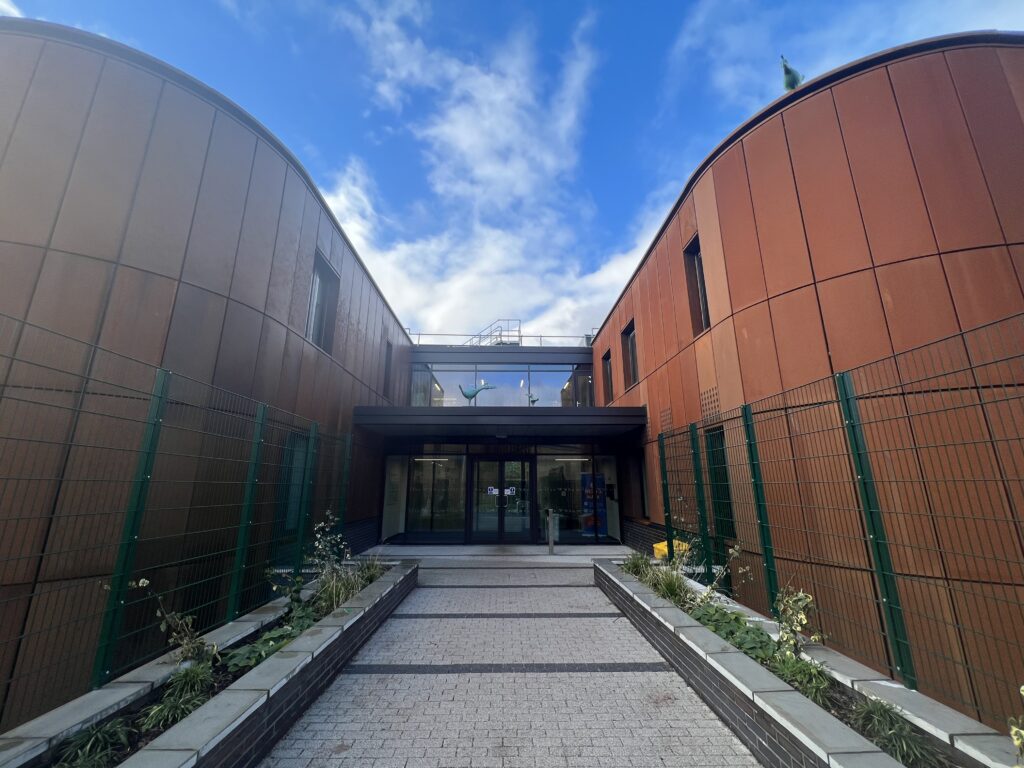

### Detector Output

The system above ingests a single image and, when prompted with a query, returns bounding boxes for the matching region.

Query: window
[684,236,711,335]
[382,340,394,399]
[621,320,638,390]
[306,251,339,351]
[601,350,614,404]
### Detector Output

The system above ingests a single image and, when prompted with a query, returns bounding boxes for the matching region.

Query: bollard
[547,509,555,554]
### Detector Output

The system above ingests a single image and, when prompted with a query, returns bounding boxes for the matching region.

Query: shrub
[769,654,832,707]
[56,717,132,768]
[1009,684,1023,768]
[848,697,949,768]
[649,564,695,608]
[775,586,822,657]
[621,551,654,581]
[154,596,217,664]
[357,556,387,588]
[224,625,298,673]
[164,660,214,699]
[136,690,208,732]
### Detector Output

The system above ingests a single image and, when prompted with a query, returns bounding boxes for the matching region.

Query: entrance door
[471,458,532,542]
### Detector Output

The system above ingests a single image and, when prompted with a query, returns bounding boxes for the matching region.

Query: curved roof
[0,16,413,341]
[591,29,1024,340]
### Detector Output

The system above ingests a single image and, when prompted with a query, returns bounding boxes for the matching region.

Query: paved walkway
[260,553,758,768]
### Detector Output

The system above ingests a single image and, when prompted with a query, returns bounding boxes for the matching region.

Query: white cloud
[0,0,24,18]
[324,1,640,336]
[666,0,1024,114]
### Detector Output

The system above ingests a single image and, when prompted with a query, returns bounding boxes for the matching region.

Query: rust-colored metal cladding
[592,30,1024,732]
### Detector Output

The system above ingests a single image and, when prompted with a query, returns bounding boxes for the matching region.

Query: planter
[594,559,1018,768]
[0,561,418,768]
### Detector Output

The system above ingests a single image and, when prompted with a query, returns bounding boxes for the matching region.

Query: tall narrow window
[684,236,711,335]
[383,340,394,399]
[306,251,339,351]
[621,320,638,390]
[601,350,614,404]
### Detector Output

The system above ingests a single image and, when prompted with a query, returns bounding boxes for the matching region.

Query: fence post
[835,372,917,688]
[741,404,779,611]
[227,402,267,621]
[92,368,170,688]
[657,433,675,562]
[293,421,318,575]
[336,432,353,534]
[688,423,713,584]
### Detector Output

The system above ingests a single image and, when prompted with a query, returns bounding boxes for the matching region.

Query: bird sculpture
[459,383,496,403]
[528,394,539,406]
[781,55,803,91]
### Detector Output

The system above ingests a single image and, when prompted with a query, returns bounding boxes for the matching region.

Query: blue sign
[581,472,607,536]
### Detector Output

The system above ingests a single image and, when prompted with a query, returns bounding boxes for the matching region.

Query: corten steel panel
[817,270,893,371]
[98,266,177,364]
[230,140,287,312]
[742,116,812,296]
[693,331,716,415]
[733,302,782,402]
[653,239,676,367]
[334,245,356,362]
[287,191,318,333]
[50,60,161,262]
[947,48,1024,244]
[251,316,287,404]
[120,84,214,279]
[943,246,1024,331]
[713,143,767,311]
[213,300,262,397]
[1000,47,1024,120]
[904,389,1023,583]
[768,286,831,390]
[1013,244,1024,287]
[26,251,112,343]
[0,243,43,320]
[897,576,977,720]
[663,214,691,351]
[951,581,1024,730]
[677,344,701,427]
[181,113,256,295]
[888,53,1003,253]
[162,283,227,383]
[0,35,42,160]
[276,328,303,413]
[783,89,871,281]
[0,42,102,247]
[353,268,371,377]
[312,352,333,426]
[0,585,31,727]
[316,205,332,263]
[710,317,744,411]
[875,256,959,353]
[832,68,937,265]
[692,172,731,325]
[646,364,668,434]
[265,168,304,323]
[295,338,318,417]
[638,257,657,376]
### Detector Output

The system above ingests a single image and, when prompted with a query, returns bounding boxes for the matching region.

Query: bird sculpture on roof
[781,55,803,91]
[459,383,496,403]
[528,393,539,406]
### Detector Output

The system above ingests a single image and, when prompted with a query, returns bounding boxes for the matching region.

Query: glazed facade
[0,17,1022,734]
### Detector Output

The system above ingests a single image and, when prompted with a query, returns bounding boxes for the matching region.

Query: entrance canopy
[352,406,647,440]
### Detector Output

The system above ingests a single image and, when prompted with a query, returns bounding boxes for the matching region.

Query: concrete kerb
[594,558,1017,768]
[0,562,415,768]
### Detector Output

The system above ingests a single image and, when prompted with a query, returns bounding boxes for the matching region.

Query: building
[0,18,1021,733]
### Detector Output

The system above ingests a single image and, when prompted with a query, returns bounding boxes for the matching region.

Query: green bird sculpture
[781,55,803,91]
[528,394,539,406]
[459,383,496,403]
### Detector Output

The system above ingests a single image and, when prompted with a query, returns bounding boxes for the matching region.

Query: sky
[3,1,1024,336]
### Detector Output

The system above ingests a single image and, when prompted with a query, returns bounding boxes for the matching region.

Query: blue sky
[4,1,1024,335]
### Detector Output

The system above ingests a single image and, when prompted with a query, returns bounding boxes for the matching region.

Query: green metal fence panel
[835,371,917,688]
[226,402,268,621]
[689,422,714,584]
[91,367,170,688]
[657,433,675,561]
[741,403,779,611]
[293,421,319,575]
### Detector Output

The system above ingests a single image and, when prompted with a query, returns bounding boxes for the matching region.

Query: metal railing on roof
[406,319,593,347]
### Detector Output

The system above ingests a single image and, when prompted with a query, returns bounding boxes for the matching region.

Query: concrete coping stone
[633,591,674,609]
[705,651,793,700]
[140,689,266,758]
[651,604,701,632]
[227,651,313,697]
[0,739,46,768]
[315,606,365,629]
[283,625,343,659]
[953,733,1019,768]
[597,558,1017,766]
[854,679,999,744]
[754,690,881,763]
[116,749,197,768]
[2,682,150,750]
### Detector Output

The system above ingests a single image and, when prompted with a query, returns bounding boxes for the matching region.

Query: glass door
[471,458,533,542]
